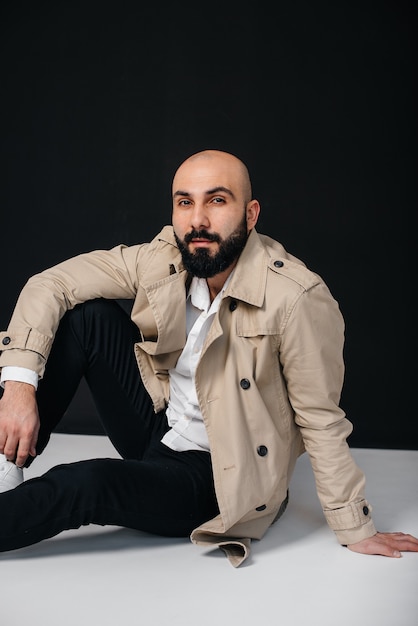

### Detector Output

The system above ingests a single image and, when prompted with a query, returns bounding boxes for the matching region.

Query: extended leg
[0,439,219,552]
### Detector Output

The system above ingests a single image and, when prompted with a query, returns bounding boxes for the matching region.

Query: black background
[1,1,416,448]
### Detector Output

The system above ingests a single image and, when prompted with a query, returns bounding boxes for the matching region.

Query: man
[0,150,417,567]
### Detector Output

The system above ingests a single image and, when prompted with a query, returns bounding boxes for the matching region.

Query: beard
[174,214,248,278]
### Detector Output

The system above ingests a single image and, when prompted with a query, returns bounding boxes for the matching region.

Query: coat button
[257,445,268,456]
[2,337,11,345]
[274,260,284,268]
[256,504,267,511]
[240,378,250,389]
[363,506,369,516]
[229,300,237,312]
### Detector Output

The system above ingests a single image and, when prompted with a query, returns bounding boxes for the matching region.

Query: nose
[190,203,210,230]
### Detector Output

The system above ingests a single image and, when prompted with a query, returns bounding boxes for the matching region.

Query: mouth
[190,238,215,247]
[184,230,221,245]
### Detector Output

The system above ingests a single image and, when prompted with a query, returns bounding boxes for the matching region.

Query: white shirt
[0,273,233,453]
[1,366,38,389]
[162,274,232,452]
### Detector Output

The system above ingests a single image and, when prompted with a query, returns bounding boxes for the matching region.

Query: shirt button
[257,445,268,457]
[2,337,11,345]
[240,378,250,389]
[363,506,369,516]
[229,300,237,312]
[274,260,284,268]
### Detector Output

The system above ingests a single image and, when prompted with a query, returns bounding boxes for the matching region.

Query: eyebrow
[173,186,236,199]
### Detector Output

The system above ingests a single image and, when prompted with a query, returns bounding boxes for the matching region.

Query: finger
[349,539,403,557]
[14,434,34,468]
[390,536,418,551]
[376,532,418,549]
[348,543,402,557]
[29,431,38,459]
[15,445,30,469]
[0,430,7,455]
[3,436,19,462]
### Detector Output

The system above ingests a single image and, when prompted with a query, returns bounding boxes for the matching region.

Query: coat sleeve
[280,279,376,545]
[0,244,143,377]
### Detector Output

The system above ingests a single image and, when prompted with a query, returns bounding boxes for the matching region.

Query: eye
[211,196,225,204]
[178,199,192,207]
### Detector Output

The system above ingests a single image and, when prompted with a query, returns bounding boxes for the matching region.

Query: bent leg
[0,441,219,552]
[35,299,157,461]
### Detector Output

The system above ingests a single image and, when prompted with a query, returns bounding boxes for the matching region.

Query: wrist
[3,380,36,394]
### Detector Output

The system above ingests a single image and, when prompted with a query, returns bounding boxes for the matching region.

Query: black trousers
[0,299,219,552]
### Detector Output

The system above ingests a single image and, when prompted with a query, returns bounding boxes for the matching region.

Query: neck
[205,261,237,302]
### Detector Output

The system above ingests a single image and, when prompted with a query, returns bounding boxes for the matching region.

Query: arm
[0,244,142,376]
[0,244,143,465]
[280,280,418,556]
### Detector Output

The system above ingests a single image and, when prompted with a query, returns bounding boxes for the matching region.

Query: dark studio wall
[1,2,416,449]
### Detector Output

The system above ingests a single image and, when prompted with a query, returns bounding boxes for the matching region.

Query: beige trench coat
[0,226,376,566]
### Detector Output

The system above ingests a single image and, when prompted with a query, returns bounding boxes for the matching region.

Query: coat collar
[156,226,268,308]
[225,229,268,308]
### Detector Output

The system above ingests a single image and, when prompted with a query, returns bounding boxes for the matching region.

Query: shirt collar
[188,272,235,313]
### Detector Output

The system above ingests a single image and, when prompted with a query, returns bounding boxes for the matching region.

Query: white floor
[1,434,417,626]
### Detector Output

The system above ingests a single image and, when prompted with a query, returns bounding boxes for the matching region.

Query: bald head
[172,150,253,205]
[171,149,260,285]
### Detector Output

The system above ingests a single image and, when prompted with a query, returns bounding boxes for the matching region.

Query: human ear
[246,200,260,230]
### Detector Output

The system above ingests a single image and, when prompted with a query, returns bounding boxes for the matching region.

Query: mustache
[183,229,221,244]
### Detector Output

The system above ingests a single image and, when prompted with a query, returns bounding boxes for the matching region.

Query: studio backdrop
[1,2,416,449]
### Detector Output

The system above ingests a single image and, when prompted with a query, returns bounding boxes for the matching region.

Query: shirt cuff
[0,366,39,390]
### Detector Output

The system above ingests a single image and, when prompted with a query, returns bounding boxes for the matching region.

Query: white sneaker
[0,454,24,493]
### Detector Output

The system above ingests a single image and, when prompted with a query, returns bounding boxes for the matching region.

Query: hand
[0,380,40,467]
[348,531,418,557]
